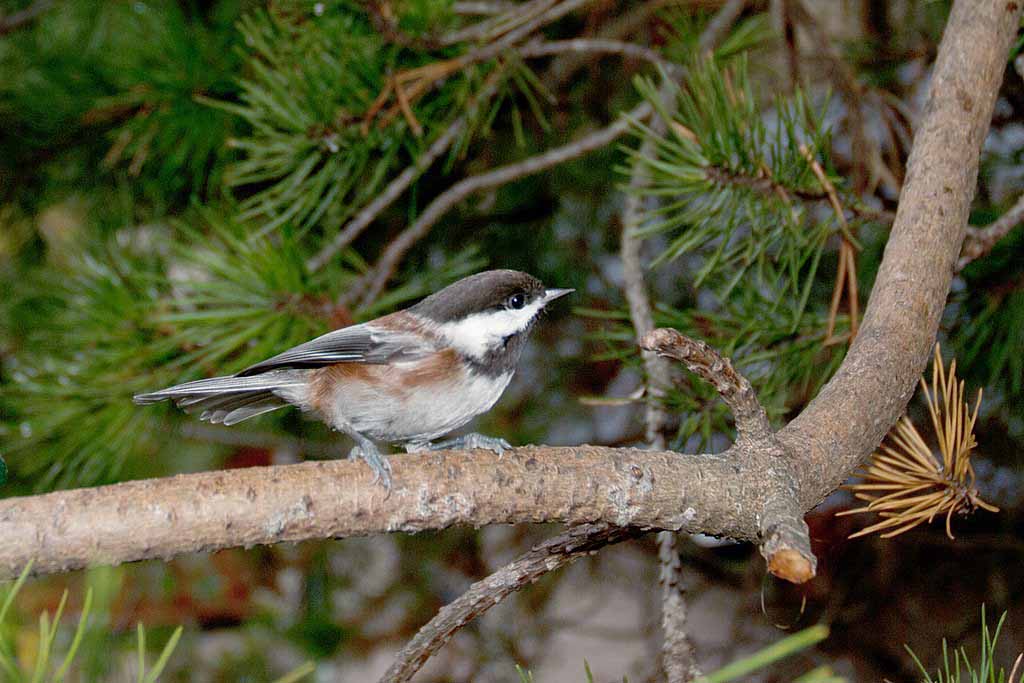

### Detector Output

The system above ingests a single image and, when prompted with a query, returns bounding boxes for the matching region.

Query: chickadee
[134,269,573,488]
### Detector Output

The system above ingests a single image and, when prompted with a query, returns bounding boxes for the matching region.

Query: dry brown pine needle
[838,343,998,539]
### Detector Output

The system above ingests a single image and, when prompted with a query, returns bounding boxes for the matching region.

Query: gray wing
[236,321,433,376]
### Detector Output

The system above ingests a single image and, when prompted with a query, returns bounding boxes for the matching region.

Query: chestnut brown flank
[308,347,462,416]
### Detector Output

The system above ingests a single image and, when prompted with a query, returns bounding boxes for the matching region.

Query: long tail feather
[133,371,308,425]
[133,372,306,404]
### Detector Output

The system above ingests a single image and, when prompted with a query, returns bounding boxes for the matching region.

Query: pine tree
[1,1,1022,679]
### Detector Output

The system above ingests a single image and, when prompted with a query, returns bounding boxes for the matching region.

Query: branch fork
[641,328,816,585]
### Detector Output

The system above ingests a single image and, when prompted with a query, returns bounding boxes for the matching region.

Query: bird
[134,269,573,489]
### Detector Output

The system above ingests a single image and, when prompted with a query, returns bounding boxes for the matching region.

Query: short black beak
[543,288,574,304]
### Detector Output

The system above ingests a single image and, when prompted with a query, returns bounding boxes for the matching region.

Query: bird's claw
[349,443,392,491]
[428,433,513,458]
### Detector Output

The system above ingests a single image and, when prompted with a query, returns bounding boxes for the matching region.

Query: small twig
[641,329,774,448]
[624,10,744,679]
[703,165,894,224]
[468,0,595,53]
[379,523,642,683]
[443,0,554,45]
[640,327,815,585]
[697,0,746,56]
[519,38,682,78]
[658,532,701,682]
[788,0,877,194]
[621,98,676,451]
[364,0,443,50]
[307,120,462,272]
[308,73,505,273]
[0,0,53,35]
[546,0,662,86]
[957,192,1024,271]
[621,78,691,682]
[349,100,653,308]
[452,1,517,15]
[800,143,861,342]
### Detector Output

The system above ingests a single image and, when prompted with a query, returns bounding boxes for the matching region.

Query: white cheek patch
[438,300,544,358]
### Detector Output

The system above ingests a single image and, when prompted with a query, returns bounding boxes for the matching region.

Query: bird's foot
[348,441,392,490]
[428,433,512,457]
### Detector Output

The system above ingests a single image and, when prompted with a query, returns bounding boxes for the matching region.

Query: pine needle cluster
[590,43,858,448]
[839,344,998,539]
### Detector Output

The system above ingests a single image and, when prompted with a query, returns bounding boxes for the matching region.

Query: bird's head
[411,269,573,364]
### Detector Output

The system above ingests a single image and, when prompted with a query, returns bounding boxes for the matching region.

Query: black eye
[507,293,527,310]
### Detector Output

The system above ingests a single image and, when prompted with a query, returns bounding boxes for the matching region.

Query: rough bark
[775,0,1019,511]
[0,444,762,579]
[0,0,1018,591]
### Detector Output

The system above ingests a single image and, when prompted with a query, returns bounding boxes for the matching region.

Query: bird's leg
[345,431,392,489]
[427,433,512,457]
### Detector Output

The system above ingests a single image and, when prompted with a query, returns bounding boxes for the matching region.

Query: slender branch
[309,71,507,273]
[658,530,700,681]
[622,108,675,451]
[620,9,743,674]
[788,0,875,193]
[621,74,695,683]
[441,0,557,46]
[306,118,466,273]
[379,523,642,683]
[0,0,52,35]
[452,1,517,16]
[445,0,590,50]
[310,37,673,274]
[350,100,653,308]
[546,0,664,86]
[519,38,682,77]
[703,165,895,224]
[957,192,1024,271]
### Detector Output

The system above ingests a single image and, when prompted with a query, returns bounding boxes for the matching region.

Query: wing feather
[236,320,434,376]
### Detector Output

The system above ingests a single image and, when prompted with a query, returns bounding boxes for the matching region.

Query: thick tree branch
[639,329,815,585]
[0,444,764,580]
[379,523,642,683]
[957,192,1024,271]
[776,0,1021,510]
